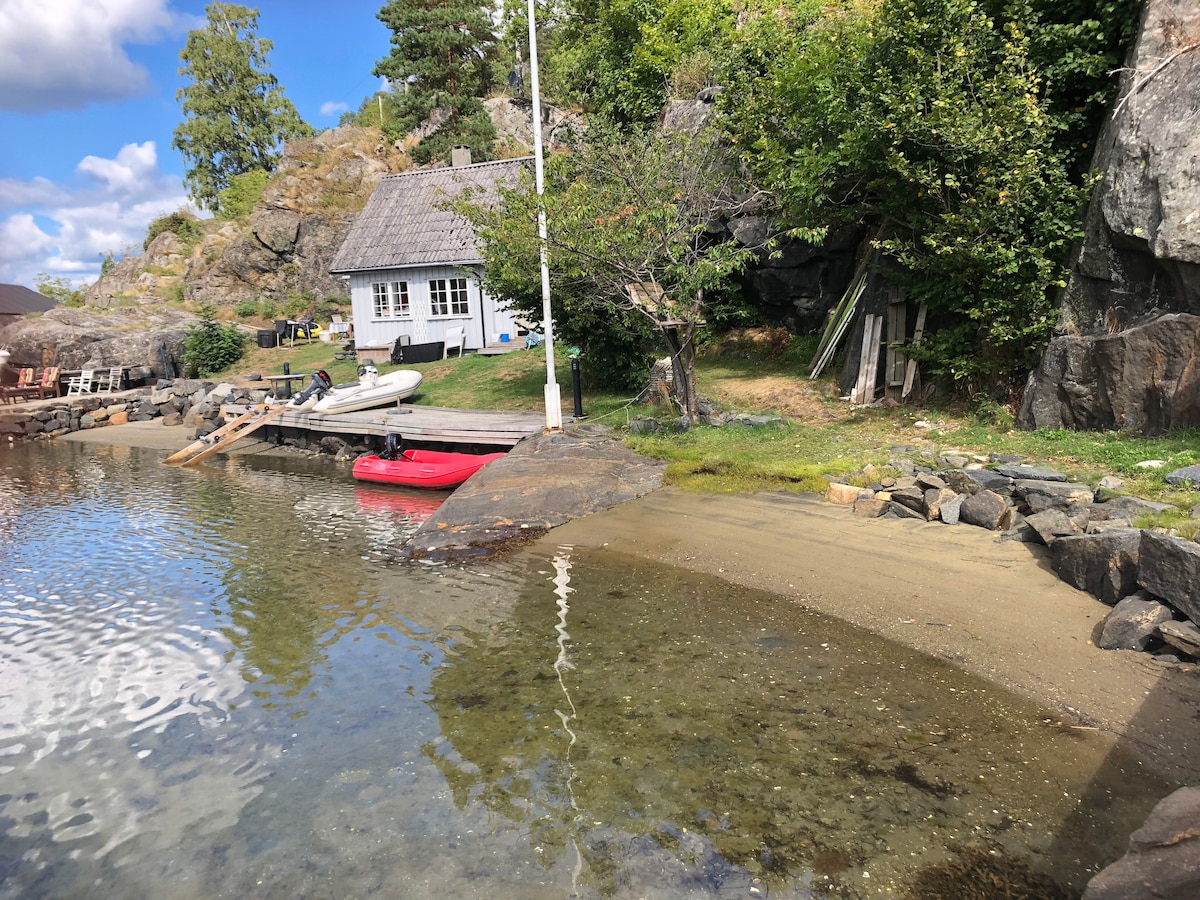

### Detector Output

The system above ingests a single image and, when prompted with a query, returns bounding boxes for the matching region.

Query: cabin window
[429,277,469,317]
[372,280,409,318]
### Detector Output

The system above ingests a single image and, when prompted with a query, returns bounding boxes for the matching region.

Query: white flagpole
[527,0,562,431]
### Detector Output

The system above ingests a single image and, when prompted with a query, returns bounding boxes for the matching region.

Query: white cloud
[0,214,55,264]
[0,0,192,112]
[0,176,66,209]
[320,101,349,118]
[0,141,191,286]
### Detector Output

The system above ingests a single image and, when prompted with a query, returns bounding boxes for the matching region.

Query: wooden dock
[219,403,546,447]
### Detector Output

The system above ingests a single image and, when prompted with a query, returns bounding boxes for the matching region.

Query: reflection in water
[550,547,585,893]
[0,440,1173,898]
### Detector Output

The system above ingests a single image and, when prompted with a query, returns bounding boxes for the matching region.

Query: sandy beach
[66,419,1200,783]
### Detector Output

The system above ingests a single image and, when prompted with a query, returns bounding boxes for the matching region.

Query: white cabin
[329,157,531,357]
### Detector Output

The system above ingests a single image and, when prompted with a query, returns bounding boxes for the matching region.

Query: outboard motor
[381,432,402,460]
[291,369,332,406]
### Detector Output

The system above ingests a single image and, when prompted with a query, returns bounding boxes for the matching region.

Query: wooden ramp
[163,404,290,466]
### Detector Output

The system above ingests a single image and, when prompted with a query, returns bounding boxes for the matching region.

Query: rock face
[0,306,201,376]
[1020,0,1200,432]
[85,126,395,312]
[1084,786,1200,899]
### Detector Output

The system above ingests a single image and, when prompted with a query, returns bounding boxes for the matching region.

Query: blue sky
[0,0,395,289]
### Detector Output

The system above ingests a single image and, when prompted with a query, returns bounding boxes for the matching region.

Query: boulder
[1098,495,1177,520]
[958,490,1010,530]
[1013,479,1096,514]
[994,464,1068,482]
[1020,0,1200,436]
[923,487,958,522]
[941,468,1013,496]
[1052,530,1142,605]
[826,481,868,505]
[1159,620,1200,658]
[852,498,889,518]
[888,501,925,520]
[1084,787,1200,899]
[1165,464,1200,487]
[1024,508,1084,545]
[938,493,965,525]
[1138,531,1200,623]
[890,486,927,515]
[1097,593,1173,651]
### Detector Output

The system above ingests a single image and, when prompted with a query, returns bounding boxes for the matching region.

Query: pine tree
[173,2,312,213]
[373,0,497,164]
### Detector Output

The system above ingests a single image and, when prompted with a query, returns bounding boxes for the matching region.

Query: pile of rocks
[826,451,1200,661]
[0,379,269,442]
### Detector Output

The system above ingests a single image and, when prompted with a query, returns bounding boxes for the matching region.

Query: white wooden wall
[347,265,517,351]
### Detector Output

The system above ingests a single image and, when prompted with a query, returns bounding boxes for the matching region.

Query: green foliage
[233,299,260,318]
[373,0,498,162]
[283,294,312,318]
[546,0,739,124]
[1006,0,1140,178]
[183,304,248,377]
[144,211,204,251]
[173,3,313,212]
[34,273,86,308]
[457,125,775,408]
[99,253,117,277]
[217,168,271,220]
[723,0,1087,394]
[259,298,279,319]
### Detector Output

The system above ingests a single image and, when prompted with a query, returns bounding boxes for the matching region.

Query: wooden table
[264,372,310,399]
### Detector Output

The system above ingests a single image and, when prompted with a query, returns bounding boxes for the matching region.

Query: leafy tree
[723,0,1088,394]
[35,274,86,308]
[183,304,248,377]
[173,3,312,212]
[373,0,498,164]
[546,0,739,124]
[459,126,775,420]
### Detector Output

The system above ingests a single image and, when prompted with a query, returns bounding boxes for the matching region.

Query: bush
[144,211,204,251]
[233,299,260,319]
[217,169,271,220]
[183,304,248,377]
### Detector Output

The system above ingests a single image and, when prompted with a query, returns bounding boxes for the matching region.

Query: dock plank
[219,404,546,446]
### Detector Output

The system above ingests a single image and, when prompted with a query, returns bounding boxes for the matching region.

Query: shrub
[183,304,248,377]
[217,169,271,220]
[144,211,204,251]
[233,299,260,319]
[259,299,279,319]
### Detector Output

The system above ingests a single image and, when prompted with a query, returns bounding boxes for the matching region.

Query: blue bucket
[500,333,510,342]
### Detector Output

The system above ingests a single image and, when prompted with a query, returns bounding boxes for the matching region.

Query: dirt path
[549,487,1200,782]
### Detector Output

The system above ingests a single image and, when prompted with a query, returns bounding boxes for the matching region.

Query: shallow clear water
[0,440,1169,898]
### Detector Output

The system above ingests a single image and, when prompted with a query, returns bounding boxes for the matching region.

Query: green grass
[224,338,1200,511]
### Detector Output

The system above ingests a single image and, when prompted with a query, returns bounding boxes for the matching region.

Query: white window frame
[429,277,470,317]
[371,280,410,319]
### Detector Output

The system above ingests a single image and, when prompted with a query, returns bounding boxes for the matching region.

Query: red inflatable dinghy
[352,449,506,490]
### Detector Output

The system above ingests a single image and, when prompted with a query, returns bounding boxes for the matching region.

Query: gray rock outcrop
[1084,786,1200,899]
[1019,0,1200,433]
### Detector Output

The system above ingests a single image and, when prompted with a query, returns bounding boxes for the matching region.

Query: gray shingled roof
[0,283,56,315]
[330,158,532,274]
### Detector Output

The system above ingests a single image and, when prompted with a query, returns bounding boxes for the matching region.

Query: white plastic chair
[443,326,466,359]
[66,369,97,396]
